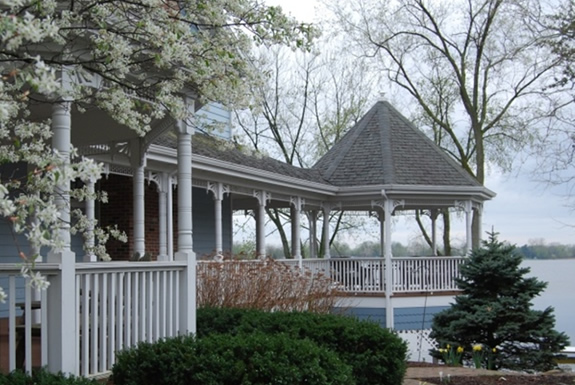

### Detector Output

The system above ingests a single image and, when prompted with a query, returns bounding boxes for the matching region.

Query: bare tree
[327,0,565,249]
[234,44,377,258]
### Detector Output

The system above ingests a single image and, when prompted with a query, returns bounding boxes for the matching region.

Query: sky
[261,0,575,247]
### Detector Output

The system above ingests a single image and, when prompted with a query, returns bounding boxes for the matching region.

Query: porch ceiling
[30,102,145,147]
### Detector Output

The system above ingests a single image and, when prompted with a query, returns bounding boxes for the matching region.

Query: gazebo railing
[277,256,464,294]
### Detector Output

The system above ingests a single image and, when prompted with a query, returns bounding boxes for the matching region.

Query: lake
[523,258,575,345]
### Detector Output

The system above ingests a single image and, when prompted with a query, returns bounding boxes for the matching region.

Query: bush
[197,307,408,385]
[112,332,354,385]
[0,369,98,385]
[197,259,338,312]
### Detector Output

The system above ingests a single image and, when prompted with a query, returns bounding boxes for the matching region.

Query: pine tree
[430,232,569,372]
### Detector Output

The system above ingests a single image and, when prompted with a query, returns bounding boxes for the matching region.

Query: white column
[431,209,438,256]
[83,179,97,262]
[155,173,170,261]
[46,101,77,374]
[476,203,483,247]
[291,197,304,268]
[208,182,228,257]
[167,175,175,260]
[174,117,196,335]
[254,191,270,258]
[379,210,384,257]
[307,210,318,259]
[131,138,146,258]
[384,199,394,329]
[458,200,473,255]
[322,204,331,258]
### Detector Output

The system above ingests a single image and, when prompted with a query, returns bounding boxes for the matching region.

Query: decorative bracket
[253,190,271,206]
[290,196,305,211]
[454,200,472,213]
[371,199,404,215]
[207,182,230,201]
[147,172,171,193]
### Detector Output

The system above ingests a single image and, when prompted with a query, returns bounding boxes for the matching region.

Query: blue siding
[394,306,448,330]
[196,103,232,140]
[335,305,449,330]
[337,307,387,327]
[192,187,232,258]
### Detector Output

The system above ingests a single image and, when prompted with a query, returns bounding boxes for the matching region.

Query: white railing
[0,264,60,373]
[74,261,187,377]
[0,261,190,377]
[278,256,464,294]
[392,256,463,293]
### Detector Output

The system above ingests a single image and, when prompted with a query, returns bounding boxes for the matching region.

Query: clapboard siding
[196,102,232,140]
[192,187,232,258]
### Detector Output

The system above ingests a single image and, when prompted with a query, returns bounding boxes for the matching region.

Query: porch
[0,255,464,377]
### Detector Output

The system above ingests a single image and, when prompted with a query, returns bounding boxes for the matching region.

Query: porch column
[307,210,318,258]
[46,101,76,375]
[430,209,438,256]
[254,190,270,257]
[151,172,170,261]
[476,203,483,246]
[291,196,304,267]
[457,200,473,255]
[208,182,228,257]
[83,179,97,261]
[383,199,394,329]
[322,204,331,259]
[174,115,196,334]
[167,175,176,260]
[131,139,146,258]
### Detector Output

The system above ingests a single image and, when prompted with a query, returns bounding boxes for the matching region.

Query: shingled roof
[153,131,329,184]
[312,101,482,188]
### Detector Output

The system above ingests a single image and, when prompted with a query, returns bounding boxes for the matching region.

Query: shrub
[0,369,98,385]
[112,332,354,385]
[197,259,338,312]
[197,307,408,385]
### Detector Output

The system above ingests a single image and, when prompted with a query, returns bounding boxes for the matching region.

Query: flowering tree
[0,0,315,301]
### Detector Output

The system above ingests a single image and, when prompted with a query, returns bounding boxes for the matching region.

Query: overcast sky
[262,0,575,247]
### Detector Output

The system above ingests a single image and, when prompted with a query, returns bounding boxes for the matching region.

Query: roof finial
[379,91,386,103]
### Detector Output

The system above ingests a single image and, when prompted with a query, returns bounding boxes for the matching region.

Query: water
[523,258,575,345]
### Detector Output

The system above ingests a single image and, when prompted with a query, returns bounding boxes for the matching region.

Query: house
[0,92,495,374]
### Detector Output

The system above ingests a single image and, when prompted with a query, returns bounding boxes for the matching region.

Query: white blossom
[0,0,315,298]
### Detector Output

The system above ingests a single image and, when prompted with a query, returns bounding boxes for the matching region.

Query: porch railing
[74,262,187,376]
[0,255,462,377]
[278,256,465,294]
[0,261,190,377]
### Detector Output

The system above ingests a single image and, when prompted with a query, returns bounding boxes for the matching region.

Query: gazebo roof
[147,100,494,208]
[313,101,482,188]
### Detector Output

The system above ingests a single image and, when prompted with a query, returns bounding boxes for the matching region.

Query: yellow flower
[492,347,497,353]
[446,344,451,349]
[457,346,464,354]
[472,344,482,352]
[439,348,446,353]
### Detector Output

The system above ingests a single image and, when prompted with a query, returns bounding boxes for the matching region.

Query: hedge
[112,332,354,385]
[197,307,408,385]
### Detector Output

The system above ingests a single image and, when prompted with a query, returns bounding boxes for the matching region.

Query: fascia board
[147,145,338,196]
[337,184,496,201]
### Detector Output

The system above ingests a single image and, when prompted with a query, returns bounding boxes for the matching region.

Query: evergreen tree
[430,232,569,372]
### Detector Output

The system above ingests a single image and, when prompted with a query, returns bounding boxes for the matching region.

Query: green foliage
[197,307,408,385]
[430,232,570,372]
[112,332,353,385]
[0,369,98,385]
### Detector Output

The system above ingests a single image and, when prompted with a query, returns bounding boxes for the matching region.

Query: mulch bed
[417,375,575,384]
[408,362,575,385]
